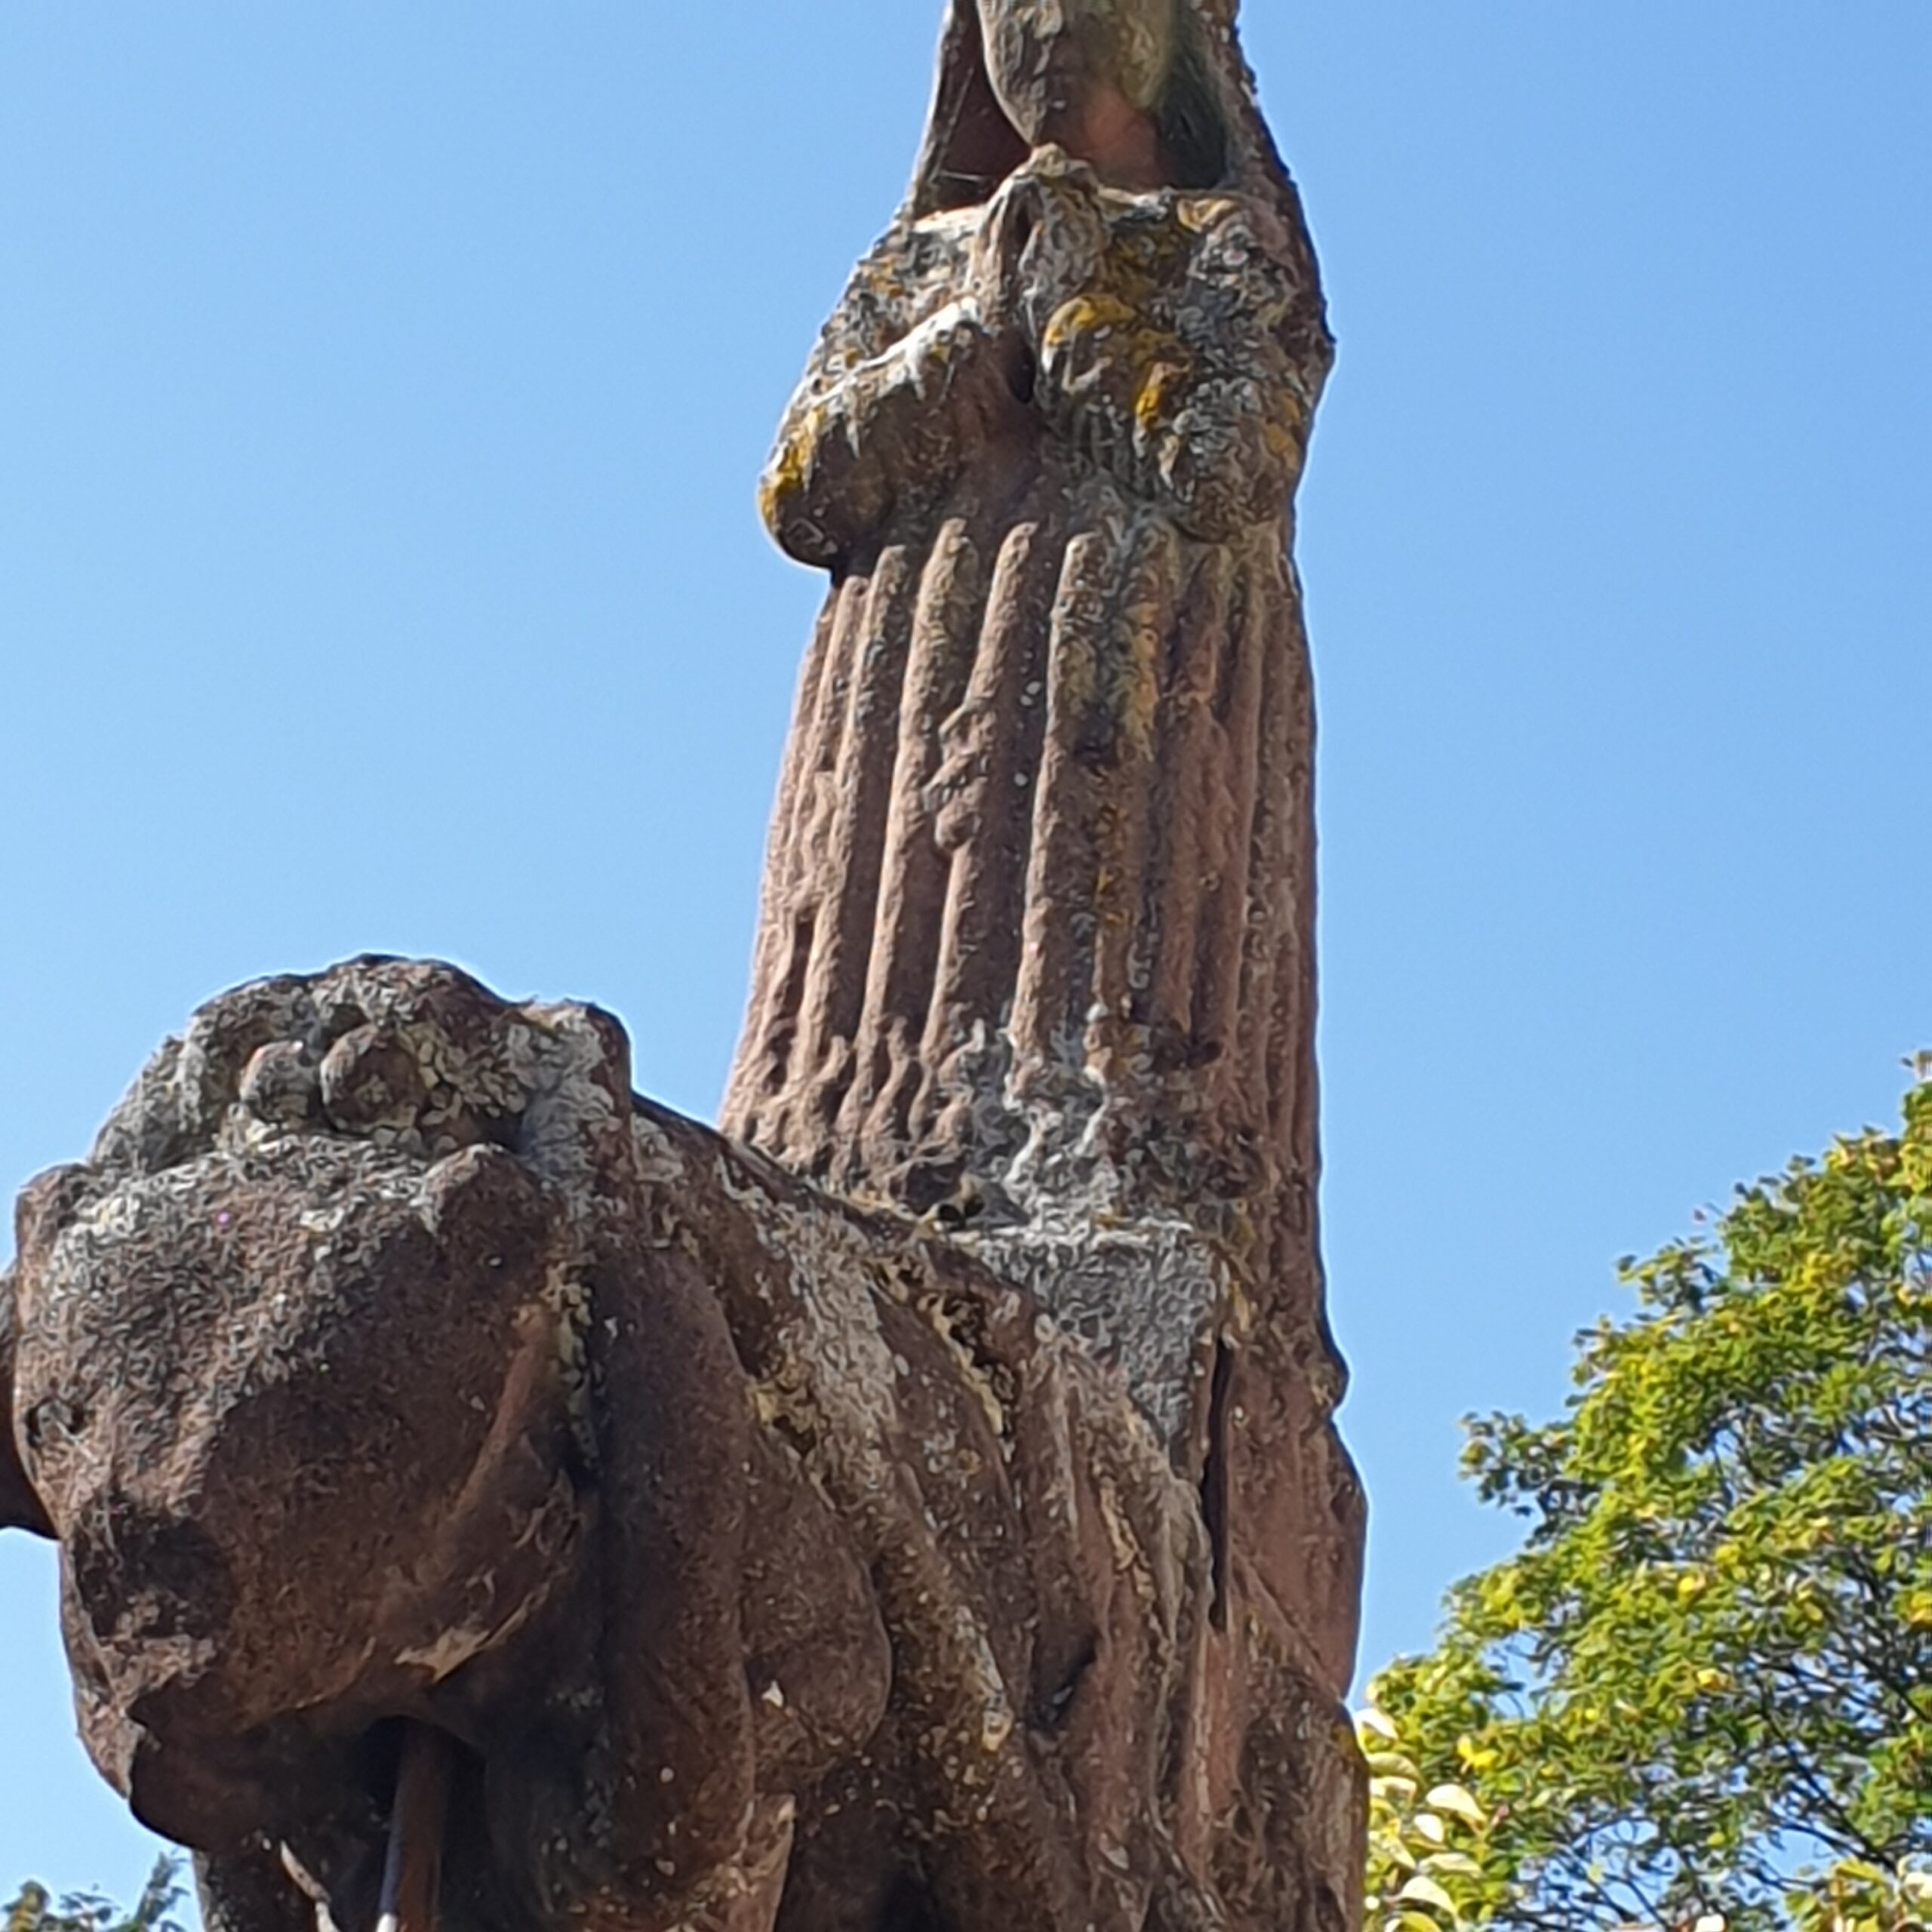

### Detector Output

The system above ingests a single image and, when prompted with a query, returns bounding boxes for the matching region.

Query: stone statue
[1,5,1364,1931]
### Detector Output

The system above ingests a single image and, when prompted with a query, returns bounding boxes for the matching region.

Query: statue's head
[915,0,1234,208]
[977,0,1180,183]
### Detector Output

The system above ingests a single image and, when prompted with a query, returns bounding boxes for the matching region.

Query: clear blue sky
[3,0,1927,1900]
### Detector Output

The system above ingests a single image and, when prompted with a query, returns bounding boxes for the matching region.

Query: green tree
[5,1861,185,1932]
[1357,1706,1500,1930]
[1367,1070,1932,1932]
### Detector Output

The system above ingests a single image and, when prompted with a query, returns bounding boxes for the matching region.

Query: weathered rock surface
[5,959,1356,1932]
[3,3,1364,1928]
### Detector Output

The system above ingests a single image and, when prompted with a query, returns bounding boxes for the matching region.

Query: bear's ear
[1,1272,55,1539]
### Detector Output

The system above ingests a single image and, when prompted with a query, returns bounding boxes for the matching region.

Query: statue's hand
[971,146,1108,341]
[1027,194,1314,538]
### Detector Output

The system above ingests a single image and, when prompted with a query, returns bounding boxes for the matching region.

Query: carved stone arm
[762,153,1328,562]
[758,280,1021,570]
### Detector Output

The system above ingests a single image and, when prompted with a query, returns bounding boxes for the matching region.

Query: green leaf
[1395,1874,1457,1915]
[1423,1783,1485,1825]
[1419,1853,1484,1878]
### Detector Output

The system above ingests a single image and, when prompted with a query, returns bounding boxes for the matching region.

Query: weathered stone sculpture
[1,5,1364,1930]
[730,0,1355,1690]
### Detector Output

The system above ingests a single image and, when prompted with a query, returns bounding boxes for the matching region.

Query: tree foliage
[1358,1706,1501,1930]
[4,1861,184,1932]
[1367,1072,1932,1931]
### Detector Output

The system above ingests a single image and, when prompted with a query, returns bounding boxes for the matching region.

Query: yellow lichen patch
[979,1701,1014,1755]
[1117,626,1161,758]
[758,407,825,530]
[1175,194,1239,235]
[1269,385,1309,440]
[916,1293,1010,1443]
[1097,1472,1155,1601]
[1043,294,1139,354]
[1106,531,1174,768]
[1134,358,1190,431]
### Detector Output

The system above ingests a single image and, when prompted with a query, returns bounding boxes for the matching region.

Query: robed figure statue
[1,5,1365,1932]
[731,0,1359,1807]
